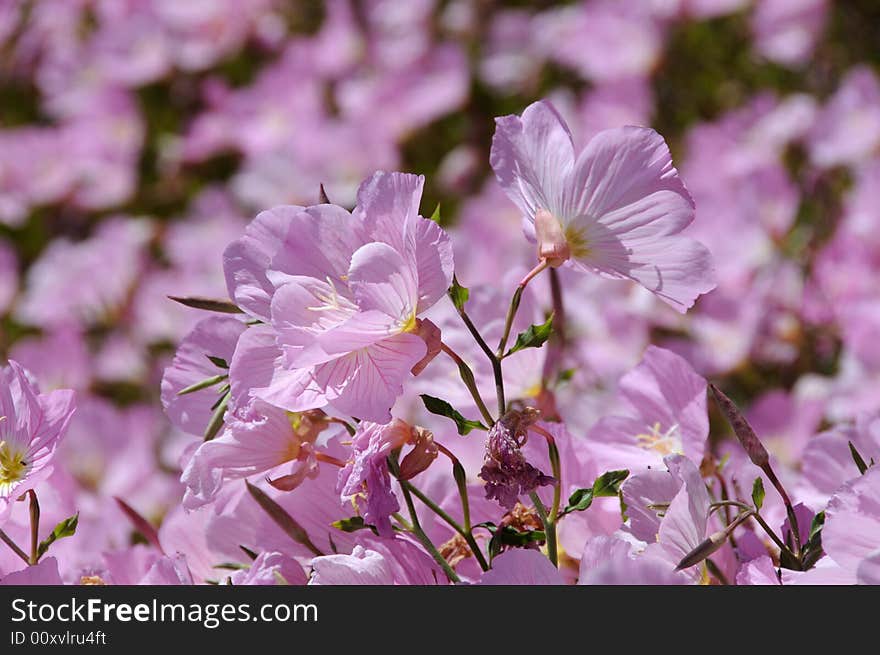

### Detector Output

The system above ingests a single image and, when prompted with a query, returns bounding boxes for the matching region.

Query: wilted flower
[480,408,554,509]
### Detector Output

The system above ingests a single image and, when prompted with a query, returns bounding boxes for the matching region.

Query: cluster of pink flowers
[2,0,880,586]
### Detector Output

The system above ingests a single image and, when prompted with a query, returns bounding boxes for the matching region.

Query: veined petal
[267,204,366,289]
[349,242,417,322]
[223,206,300,321]
[565,126,693,233]
[413,216,454,312]
[569,233,716,312]
[315,334,427,422]
[490,100,575,221]
[355,172,425,256]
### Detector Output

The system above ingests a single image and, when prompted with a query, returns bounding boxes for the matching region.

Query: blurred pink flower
[809,66,880,168]
[752,0,828,68]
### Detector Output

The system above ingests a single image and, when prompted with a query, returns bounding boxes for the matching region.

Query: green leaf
[565,488,596,513]
[448,276,469,312]
[849,441,870,475]
[177,373,227,396]
[592,469,629,497]
[419,394,486,436]
[168,296,243,314]
[429,203,441,223]
[800,509,826,570]
[563,470,629,515]
[246,481,323,557]
[37,513,79,558]
[558,368,576,383]
[203,390,229,442]
[206,355,229,369]
[331,517,375,533]
[505,314,554,357]
[478,523,546,561]
[751,477,765,511]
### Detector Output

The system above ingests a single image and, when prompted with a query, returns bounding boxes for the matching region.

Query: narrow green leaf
[430,203,441,223]
[751,477,765,511]
[206,355,229,369]
[203,391,229,441]
[331,517,375,533]
[448,276,469,312]
[168,296,243,314]
[505,313,554,357]
[177,374,227,396]
[419,394,486,435]
[246,481,324,557]
[849,441,869,475]
[37,513,79,558]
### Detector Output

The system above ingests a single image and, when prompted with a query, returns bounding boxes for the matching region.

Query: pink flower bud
[709,384,770,468]
[534,208,570,268]
[411,319,442,376]
[398,427,439,480]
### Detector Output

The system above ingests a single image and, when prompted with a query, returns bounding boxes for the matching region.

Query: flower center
[0,438,30,493]
[634,422,683,456]
[563,225,591,259]
[307,277,344,313]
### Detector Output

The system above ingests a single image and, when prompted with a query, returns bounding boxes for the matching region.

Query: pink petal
[490,100,575,220]
[479,549,564,585]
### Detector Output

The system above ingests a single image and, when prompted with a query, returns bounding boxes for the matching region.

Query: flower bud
[709,384,770,468]
[535,209,570,268]
[398,427,439,480]
[410,319,442,376]
[674,530,730,571]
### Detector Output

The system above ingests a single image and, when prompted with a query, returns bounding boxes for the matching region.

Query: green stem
[529,492,558,567]
[496,259,550,359]
[389,457,460,583]
[751,512,796,561]
[763,465,802,558]
[450,301,506,415]
[0,527,29,565]
[401,478,489,572]
[440,343,495,426]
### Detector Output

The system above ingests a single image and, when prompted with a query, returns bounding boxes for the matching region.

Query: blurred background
[1,0,879,566]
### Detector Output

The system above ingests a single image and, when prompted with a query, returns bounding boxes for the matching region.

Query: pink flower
[0,557,64,585]
[586,346,709,473]
[809,66,880,169]
[337,420,412,536]
[822,466,880,584]
[751,0,828,68]
[621,454,713,581]
[181,401,338,509]
[491,100,715,312]
[229,551,307,586]
[309,534,445,585]
[0,240,17,315]
[161,316,246,437]
[225,171,454,422]
[578,536,687,585]
[0,360,76,521]
[478,549,563,585]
